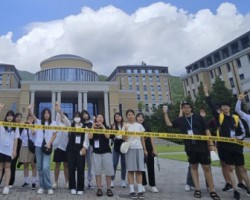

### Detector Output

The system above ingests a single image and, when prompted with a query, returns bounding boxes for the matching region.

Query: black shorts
[0,153,12,163]
[53,148,67,163]
[218,149,244,166]
[186,151,211,165]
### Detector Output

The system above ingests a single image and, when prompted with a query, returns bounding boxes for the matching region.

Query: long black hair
[136,112,151,132]
[41,108,52,125]
[4,110,16,131]
[113,112,123,130]
[96,114,109,129]
[81,109,90,122]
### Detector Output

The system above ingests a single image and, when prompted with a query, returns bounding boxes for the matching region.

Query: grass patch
[159,153,250,170]
[156,145,184,153]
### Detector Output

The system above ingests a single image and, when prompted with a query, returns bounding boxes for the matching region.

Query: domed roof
[40,54,93,66]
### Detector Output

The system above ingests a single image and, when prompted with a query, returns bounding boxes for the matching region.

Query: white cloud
[0,2,249,76]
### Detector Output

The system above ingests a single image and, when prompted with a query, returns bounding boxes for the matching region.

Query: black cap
[220,101,231,107]
[181,101,191,107]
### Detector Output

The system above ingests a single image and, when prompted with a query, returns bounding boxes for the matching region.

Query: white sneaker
[151,186,159,193]
[121,180,127,188]
[2,187,9,195]
[47,189,54,195]
[142,186,146,193]
[65,182,69,189]
[37,188,45,194]
[77,191,83,195]
[185,184,191,191]
[52,182,58,189]
[88,181,95,189]
[111,180,114,188]
[8,185,13,189]
[71,189,77,195]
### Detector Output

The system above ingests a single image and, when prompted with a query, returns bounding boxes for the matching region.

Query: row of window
[128,85,163,91]
[123,68,168,74]
[126,75,163,83]
[35,68,98,82]
[137,94,164,101]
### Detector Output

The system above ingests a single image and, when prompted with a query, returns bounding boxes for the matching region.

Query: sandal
[96,189,103,196]
[210,191,220,200]
[194,190,201,199]
[107,189,113,197]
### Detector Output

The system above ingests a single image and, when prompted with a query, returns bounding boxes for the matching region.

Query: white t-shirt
[0,126,20,156]
[35,119,57,147]
[122,122,145,149]
[20,129,36,147]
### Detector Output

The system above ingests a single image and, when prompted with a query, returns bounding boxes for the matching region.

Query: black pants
[67,151,85,191]
[142,153,156,187]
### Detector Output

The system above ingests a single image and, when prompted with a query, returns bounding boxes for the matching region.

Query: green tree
[137,101,145,112]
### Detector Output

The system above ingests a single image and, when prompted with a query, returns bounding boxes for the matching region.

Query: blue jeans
[112,150,126,181]
[35,147,52,190]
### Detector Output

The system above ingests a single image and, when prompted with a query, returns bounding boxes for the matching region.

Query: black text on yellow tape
[1,121,250,148]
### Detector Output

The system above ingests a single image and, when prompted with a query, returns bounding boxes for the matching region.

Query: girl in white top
[0,103,19,195]
[236,93,250,129]
[19,115,37,189]
[52,103,71,189]
[122,109,147,199]
[28,104,57,195]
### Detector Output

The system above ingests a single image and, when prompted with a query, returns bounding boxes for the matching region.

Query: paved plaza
[1,157,250,200]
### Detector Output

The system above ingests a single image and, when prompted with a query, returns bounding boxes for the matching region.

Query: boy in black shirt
[163,102,220,200]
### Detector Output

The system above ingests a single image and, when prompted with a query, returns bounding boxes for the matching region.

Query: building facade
[182,31,250,110]
[107,64,172,114]
[0,64,21,89]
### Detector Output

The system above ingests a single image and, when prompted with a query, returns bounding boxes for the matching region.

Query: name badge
[75,136,81,144]
[94,140,100,148]
[230,130,236,138]
[187,129,193,136]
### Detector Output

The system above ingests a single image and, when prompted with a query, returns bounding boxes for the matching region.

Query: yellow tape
[1,121,250,148]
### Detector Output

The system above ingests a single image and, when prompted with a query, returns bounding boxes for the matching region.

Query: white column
[30,91,35,112]
[104,92,109,126]
[51,92,56,121]
[57,92,61,104]
[78,92,83,111]
[83,92,88,110]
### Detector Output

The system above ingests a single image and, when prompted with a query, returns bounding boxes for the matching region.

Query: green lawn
[159,153,250,170]
[156,145,184,153]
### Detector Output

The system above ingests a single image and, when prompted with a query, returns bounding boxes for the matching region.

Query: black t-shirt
[172,113,209,153]
[142,123,153,153]
[67,123,85,152]
[92,132,111,154]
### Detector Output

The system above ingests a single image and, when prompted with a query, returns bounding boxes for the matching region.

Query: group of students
[163,85,250,200]
[0,102,159,199]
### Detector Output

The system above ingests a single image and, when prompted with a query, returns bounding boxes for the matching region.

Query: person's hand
[153,149,158,156]
[0,103,4,110]
[238,93,247,101]
[204,84,209,96]
[124,124,128,131]
[162,105,168,114]
[55,102,61,112]
[45,143,51,149]
[28,104,33,110]
[80,147,86,156]
[12,151,17,159]
[144,149,148,156]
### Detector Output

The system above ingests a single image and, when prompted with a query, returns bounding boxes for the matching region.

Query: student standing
[111,112,126,188]
[67,111,89,195]
[0,103,19,195]
[136,113,159,193]
[52,103,70,189]
[123,109,147,199]
[89,114,114,197]
[28,105,57,195]
[163,102,220,200]
[19,115,37,189]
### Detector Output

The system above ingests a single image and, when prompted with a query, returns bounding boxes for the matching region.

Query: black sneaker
[32,183,36,190]
[233,190,241,200]
[238,183,247,191]
[20,183,29,188]
[138,192,145,199]
[130,192,137,199]
[222,183,233,191]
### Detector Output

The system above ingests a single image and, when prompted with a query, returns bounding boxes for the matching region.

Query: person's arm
[204,84,218,117]
[235,94,248,120]
[236,119,246,140]
[162,106,173,127]
[80,133,89,156]
[150,137,158,156]
[141,137,148,156]
[179,103,183,117]
[205,129,217,151]
[12,128,20,159]
[28,104,38,123]
[122,124,129,141]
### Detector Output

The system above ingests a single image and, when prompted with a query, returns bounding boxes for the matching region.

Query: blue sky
[1,0,249,40]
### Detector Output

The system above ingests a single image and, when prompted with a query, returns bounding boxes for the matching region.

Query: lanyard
[185,115,193,130]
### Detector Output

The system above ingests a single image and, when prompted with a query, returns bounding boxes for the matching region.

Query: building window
[236,59,242,68]
[128,76,132,83]
[222,47,229,58]
[239,74,245,80]
[134,69,138,74]
[136,85,140,90]
[186,79,189,86]
[214,52,221,62]
[218,67,222,75]
[127,69,132,73]
[210,71,214,79]
[137,94,140,100]
[157,85,161,91]
[129,85,133,90]
[193,89,196,97]
[231,42,239,54]
[241,36,250,49]
[229,78,235,88]
[156,76,160,82]
[159,94,162,101]
[206,57,213,66]
[191,76,194,84]
[154,70,159,74]
[152,94,155,100]
[145,104,149,112]
[144,94,148,100]
[196,74,199,81]
[148,69,152,74]
[142,76,146,82]
[135,76,139,82]
[149,76,153,82]
[141,69,146,74]
[143,85,147,91]
[150,85,154,91]
[200,60,205,68]
[227,63,231,72]
[152,104,156,109]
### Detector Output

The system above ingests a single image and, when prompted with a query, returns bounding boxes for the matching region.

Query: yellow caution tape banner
[1,121,250,148]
